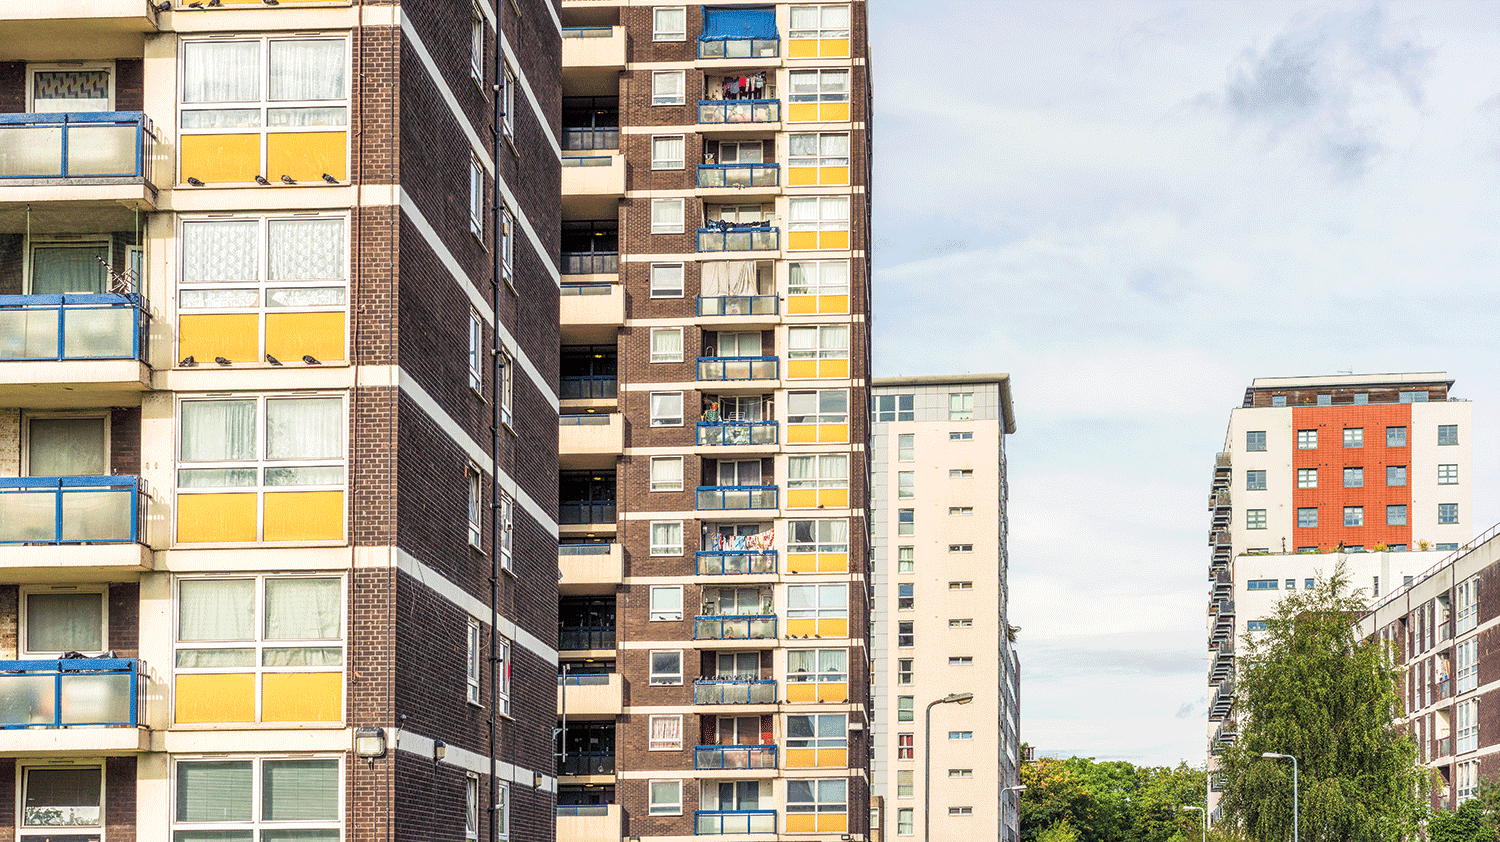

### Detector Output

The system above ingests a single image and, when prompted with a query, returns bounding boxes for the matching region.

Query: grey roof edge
[871,373,1015,434]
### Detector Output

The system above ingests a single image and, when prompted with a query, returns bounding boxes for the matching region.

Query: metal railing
[0,658,145,728]
[557,805,612,817]
[698,295,778,317]
[560,375,618,400]
[694,614,777,640]
[694,744,778,770]
[696,809,777,834]
[562,155,615,168]
[560,284,614,297]
[0,294,149,362]
[561,414,612,426]
[698,163,779,188]
[696,486,778,511]
[563,127,620,151]
[697,356,778,381]
[697,549,777,575]
[559,543,613,556]
[563,26,615,38]
[694,679,777,705]
[559,501,616,525]
[557,750,615,776]
[0,111,160,184]
[0,476,146,545]
[559,625,615,651]
[699,39,780,59]
[698,99,781,124]
[1435,737,1452,758]
[698,226,779,252]
[562,252,620,275]
[697,420,778,446]
[558,673,613,686]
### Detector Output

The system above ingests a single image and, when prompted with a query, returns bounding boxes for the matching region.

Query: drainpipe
[488,12,507,841]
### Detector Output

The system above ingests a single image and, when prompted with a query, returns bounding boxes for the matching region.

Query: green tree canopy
[1217,565,1424,842]
[1018,756,1204,842]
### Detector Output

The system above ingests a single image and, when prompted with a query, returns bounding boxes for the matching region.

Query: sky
[867,0,1500,767]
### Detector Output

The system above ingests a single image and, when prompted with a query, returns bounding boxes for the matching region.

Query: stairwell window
[467,465,483,548]
[470,6,484,83]
[469,155,484,237]
[650,328,684,363]
[650,456,684,492]
[897,546,914,573]
[1440,464,1459,485]
[499,350,513,428]
[468,309,483,392]
[1344,427,1363,448]
[897,509,914,535]
[501,62,515,141]
[897,434,914,461]
[1297,429,1317,449]
[897,621,913,648]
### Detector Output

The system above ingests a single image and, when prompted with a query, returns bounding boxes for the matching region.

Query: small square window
[1316,394,1332,406]
[650,327,684,363]
[1271,395,1287,407]
[1247,620,1269,631]
[1285,579,1296,589]
[897,621,914,648]
[649,650,683,685]
[650,391,684,426]
[653,6,686,41]
[651,134,685,170]
[650,263,684,298]
[1246,509,1266,529]
[648,779,683,815]
[652,70,685,105]
[650,585,683,621]
[1439,503,1459,525]
[651,198,685,234]
[1387,426,1408,447]
[1353,393,1368,405]
[948,544,973,553]
[1343,466,1363,488]
[1297,468,1317,489]
[1246,470,1266,491]
[948,618,973,628]
[648,714,683,750]
[949,769,973,778]
[1298,507,1318,528]
[1439,425,1459,446]
[1343,506,1363,527]
[1344,427,1363,448]
[948,392,973,420]
[1305,578,1315,588]
[948,731,974,740]
[950,807,974,816]
[1439,464,1459,485]
[650,456,684,492]
[949,431,973,441]
[1246,431,1267,451]
[948,657,973,666]
[1387,465,1407,487]
[1387,504,1407,526]
[1297,430,1317,449]
[650,521,683,556]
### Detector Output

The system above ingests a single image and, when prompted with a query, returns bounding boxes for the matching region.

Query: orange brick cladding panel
[1291,404,1412,550]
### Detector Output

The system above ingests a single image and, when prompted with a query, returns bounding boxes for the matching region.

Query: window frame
[1246,509,1267,530]
[1387,504,1407,526]
[1343,427,1363,448]
[1296,429,1317,449]
[1439,503,1460,525]
[651,198,685,234]
[649,391,685,427]
[19,586,108,657]
[1439,464,1459,485]
[896,546,914,573]
[1343,466,1363,488]
[649,650,684,686]
[1343,506,1363,527]
[651,70,686,106]
[1245,470,1266,491]
[649,262,684,298]
[649,585,684,622]
[1439,424,1459,446]
[1387,425,1407,447]
[648,714,684,751]
[650,456,684,492]
[649,327,684,363]
[469,154,485,238]
[650,520,684,556]
[1246,430,1267,451]
[170,754,344,839]
[466,618,481,705]
[648,779,684,816]
[1297,507,1317,528]
[653,6,687,41]
[897,508,914,535]
[651,133,686,170]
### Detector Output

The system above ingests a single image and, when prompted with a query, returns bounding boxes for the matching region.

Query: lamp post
[1181,805,1205,842]
[924,693,974,842]
[1261,752,1298,842]
[1002,785,1026,842]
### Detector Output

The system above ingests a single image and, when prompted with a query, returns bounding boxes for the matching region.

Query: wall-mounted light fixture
[354,727,387,759]
[433,740,447,763]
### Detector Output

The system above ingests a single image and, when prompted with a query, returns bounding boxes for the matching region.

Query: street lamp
[1002,786,1027,842]
[924,693,974,842]
[1181,805,1205,842]
[1261,753,1299,842]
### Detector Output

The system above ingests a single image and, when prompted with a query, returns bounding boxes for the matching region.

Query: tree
[1038,819,1081,842]
[1133,763,1208,842]
[1020,758,1096,842]
[1216,566,1425,842]
[1428,799,1498,842]
[1019,756,1204,842]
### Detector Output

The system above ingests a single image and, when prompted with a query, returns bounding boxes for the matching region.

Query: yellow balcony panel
[175,673,255,723]
[819,294,850,314]
[268,131,347,183]
[177,492,257,544]
[786,422,847,444]
[558,543,623,593]
[788,166,818,187]
[264,490,344,543]
[786,294,848,315]
[787,617,816,638]
[266,311,346,364]
[562,26,626,69]
[818,814,849,832]
[787,231,820,251]
[0,543,152,583]
[0,726,149,756]
[817,748,848,768]
[180,134,260,185]
[262,672,341,723]
[0,361,150,409]
[786,553,816,574]
[817,553,848,573]
[821,103,851,123]
[557,803,623,842]
[786,488,818,509]
[785,748,816,768]
[816,682,847,702]
[787,359,818,380]
[788,40,819,59]
[817,618,848,639]
[179,312,259,364]
[787,103,820,123]
[786,814,816,834]
[816,359,850,379]
[556,673,624,717]
[786,682,816,703]
[820,166,850,186]
[817,231,850,251]
[822,39,851,58]
[787,423,818,444]
[817,488,848,509]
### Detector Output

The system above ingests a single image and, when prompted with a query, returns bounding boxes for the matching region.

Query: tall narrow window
[501,62,516,139]
[466,619,481,704]
[468,309,483,391]
[469,155,484,237]
[470,7,484,83]
[500,351,514,428]
[501,206,515,287]
[467,465,483,548]
[499,493,513,572]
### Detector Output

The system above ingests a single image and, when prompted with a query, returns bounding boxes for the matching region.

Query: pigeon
[254,175,270,185]
[280,175,295,185]
[214,356,231,366]
[179,355,196,367]
[322,173,338,184]
[303,355,322,365]
[187,176,204,186]
[266,354,282,366]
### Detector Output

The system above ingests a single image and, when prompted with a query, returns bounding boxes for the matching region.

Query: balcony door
[25,415,108,478]
[717,459,761,486]
[715,651,759,680]
[28,242,110,294]
[716,715,761,746]
[27,64,114,113]
[716,396,765,422]
[710,781,761,811]
[713,332,761,358]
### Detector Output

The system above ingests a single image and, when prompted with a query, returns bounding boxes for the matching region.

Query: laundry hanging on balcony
[700,7,778,42]
[708,529,774,552]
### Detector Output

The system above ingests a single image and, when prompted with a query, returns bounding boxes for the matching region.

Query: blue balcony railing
[698,100,781,125]
[699,38,780,59]
[0,111,159,183]
[697,357,778,381]
[694,614,777,640]
[0,658,146,728]
[696,809,778,834]
[0,294,149,362]
[698,226,779,253]
[698,163,779,188]
[694,678,777,704]
[698,295,779,317]
[697,549,777,575]
[696,486,778,511]
[694,744,778,770]
[697,420,778,446]
[0,476,146,545]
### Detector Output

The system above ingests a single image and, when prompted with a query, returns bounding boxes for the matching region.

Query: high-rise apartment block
[870,376,1020,842]
[554,3,873,841]
[1208,373,1472,816]
[0,2,559,840]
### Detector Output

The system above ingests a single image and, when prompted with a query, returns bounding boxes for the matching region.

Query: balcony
[694,679,777,705]
[694,744,778,770]
[699,226,779,253]
[697,357,779,382]
[698,295,779,318]
[698,100,781,127]
[561,154,625,204]
[697,549,777,576]
[558,750,615,777]
[0,112,163,208]
[560,500,616,527]
[696,486,778,511]
[1208,681,1234,721]
[694,615,777,640]
[0,658,149,755]
[557,673,624,717]
[697,420,778,447]
[559,625,615,652]
[1435,736,1453,758]
[557,804,622,842]
[698,163,779,191]
[0,294,152,407]
[560,414,623,468]
[560,284,625,343]
[562,26,626,69]
[559,543,623,592]
[562,252,619,276]
[0,476,146,545]
[561,375,618,402]
[563,128,621,153]
[696,809,777,835]
[0,0,158,41]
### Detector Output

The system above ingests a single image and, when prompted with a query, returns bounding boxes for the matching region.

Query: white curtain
[651,329,682,359]
[182,221,258,283]
[265,577,340,640]
[650,393,682,424]
[820,260,849,292]
[653,136,683,168]
[652,199,683,230]
[651,458,683,488]
[650,264,683,295]
[267,106,347,127]
[179,579,255,641]
[788,262,813,295]
[26,593,102,652]
[822,454,848,481]
[821,325,849,353]
[787,456,814,482]
[27,417,106,477]
[789,133,818,159]
[180,400,256,462]
[652,522,681,552]
[820,133,850,164]
[788,327,818,356]
[30,245,107,294]
[176,761,253,822]
[821,5,851,32]
[653,71,684,102]
[183,41,260,103]
[820,583,848,610]
[788,198,818,227]
[266,397,342,460]
[262,759,339,821]
[819,518,848,544]
[789,5,820,30]
[269,218,344,280]
[269,40,346,101]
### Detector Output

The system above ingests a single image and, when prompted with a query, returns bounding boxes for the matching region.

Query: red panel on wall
[1290,403,1412,551]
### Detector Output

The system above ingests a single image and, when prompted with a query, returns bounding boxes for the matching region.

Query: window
[173,757,340,839]
[789,132,851,183]
[897,658,913,685]
[650,457,684,492]
[949,544,973,553]
[949,769,973,778]
[948,392,974,421]
[1297,468,1317,488]
[949,731,974,740]
[1344,506,1363,527]
[650,586,683,621]
[897,734,914,760]
[1371,576,1378,597]
[469,7,484,84]
[1457,699,1478,753]
[950,807,974,816]
[790,4,852,42]
[898,808,914,835]
[1353,392,1369,404]
[1297,429,1317,449]
[1387,505,1407,526]
[1440,464,1459,485]
[650,391,683,426]
[897,583,914,611]
[950,469,974,478]
[649,327,683,364]
[1271,395,1287,406]
[649,779,683,816]
[175,575,344,725]
[949,581,973,591]
[22,588,105,655]
[1247,620,1269,631]
[498,62,516,142]
[1297,547,1317,554]
[1388,465,1407,486]
[650,263,684,297]
[1401,390,1429,404]
[897,769,914,798]
[1246,509,1267,530]
[1387,426,1407,447]
[1438,543,1460,551]
[787,324,849,377]
[467,155,485,237]
[651,198,685,234]
[1440,424,1459,446]
[949,618,973,628]
[787,583,847,634]
[649,651,683,685]
[787,648,847,697]
[495,493,513,574]
[650,521,683,556]
[1439,504,1460,525]
[649,715,683,751]
[464,309,484,393]
[652,70,685,105]
[1344,427,1363,448]
[787,453,848,508]
[29,64,113,112]
[466,618,481,704]
[1286,579,1296,589]
[949,506,973,517]
[949,656,973,666]
[1344,467,1363,488]
[653,6,686,41]
[897,471,915,499]
[897,509,914,535]
[467,464,483,548]
[1457,639,1478,693]
[1306,579,1315,588]
[1246,431,1267,451]
[1247,580,1278,591]
[1460,760,1479,804]
[897,621,913,648]
[499,351,513,429]
[787,715,848,768]
[1316,394,1331,406]
[897,546,914,573]
[787,195,850,249]
[950,431,973,441]
[1246,470,1266,490]
[465,773,479,841]
[1457,578,1479,634]
[24,414,105,477]
[873,393,914,422]
[788,68,850,114]
[651,134,685,170]
[897,434,914,461]
[1298,507,1318,528]
[494,635,511,716]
